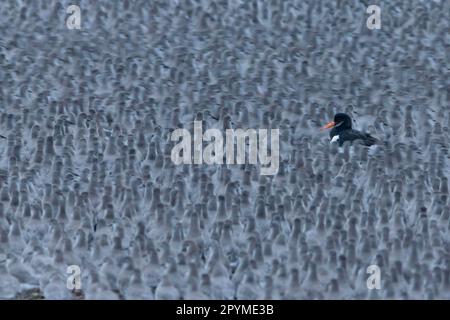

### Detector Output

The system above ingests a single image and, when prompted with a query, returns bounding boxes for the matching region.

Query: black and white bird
[321,113,379,147]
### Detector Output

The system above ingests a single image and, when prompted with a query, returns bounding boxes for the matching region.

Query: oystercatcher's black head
[320,113,352,131]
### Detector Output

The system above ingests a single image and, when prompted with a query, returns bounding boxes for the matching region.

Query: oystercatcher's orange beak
[320,121,336,131]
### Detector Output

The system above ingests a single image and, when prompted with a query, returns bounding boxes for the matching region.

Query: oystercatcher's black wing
[338,129,379,147]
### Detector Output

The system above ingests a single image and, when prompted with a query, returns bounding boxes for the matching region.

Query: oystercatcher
[321,113,379,146]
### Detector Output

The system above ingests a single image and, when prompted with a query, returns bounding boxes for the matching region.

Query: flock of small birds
[1,0,450,300]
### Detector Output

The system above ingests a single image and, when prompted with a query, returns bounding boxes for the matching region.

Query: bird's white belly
[330,135,340,143]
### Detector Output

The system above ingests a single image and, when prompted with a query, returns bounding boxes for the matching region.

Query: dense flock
[0,0,450,299]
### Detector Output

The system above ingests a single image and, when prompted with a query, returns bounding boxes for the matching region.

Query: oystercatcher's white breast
[330,135,340,143]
